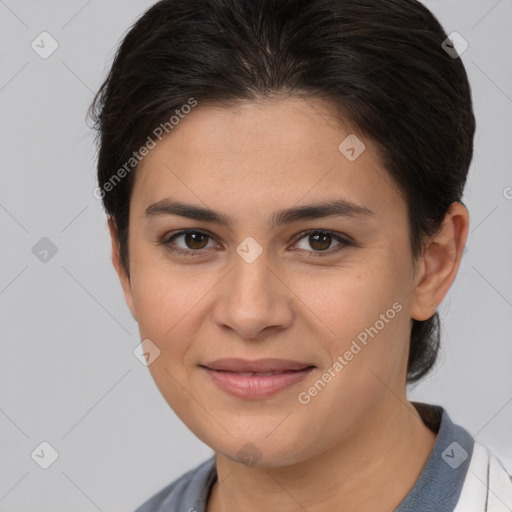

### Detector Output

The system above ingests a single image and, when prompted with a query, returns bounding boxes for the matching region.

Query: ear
[107,217,137,321]
[410,202,469,321]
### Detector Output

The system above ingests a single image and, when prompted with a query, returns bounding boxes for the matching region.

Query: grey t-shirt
[134,403,474,512]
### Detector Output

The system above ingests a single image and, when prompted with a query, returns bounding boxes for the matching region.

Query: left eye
[293,230,351,255]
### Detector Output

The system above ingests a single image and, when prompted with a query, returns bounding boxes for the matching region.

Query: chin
[204,429,315,469]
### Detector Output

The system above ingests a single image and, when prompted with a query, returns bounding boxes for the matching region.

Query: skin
[108,97,469,511]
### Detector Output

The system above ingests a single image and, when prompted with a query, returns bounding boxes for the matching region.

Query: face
[110,97,440,467]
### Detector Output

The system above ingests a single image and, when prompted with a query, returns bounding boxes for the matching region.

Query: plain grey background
[0,0,511,510]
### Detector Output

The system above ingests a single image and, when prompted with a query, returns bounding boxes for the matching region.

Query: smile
[201,366,315,399]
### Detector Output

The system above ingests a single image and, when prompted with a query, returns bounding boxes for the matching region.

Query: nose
[213,249,294,340]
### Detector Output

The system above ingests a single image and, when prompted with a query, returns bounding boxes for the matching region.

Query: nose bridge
[214,242,293,338]
[228,244,275,317]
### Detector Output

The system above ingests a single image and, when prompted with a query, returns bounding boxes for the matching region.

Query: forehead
[132,97,404,223]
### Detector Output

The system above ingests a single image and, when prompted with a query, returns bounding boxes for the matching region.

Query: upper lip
[201,358,315,373]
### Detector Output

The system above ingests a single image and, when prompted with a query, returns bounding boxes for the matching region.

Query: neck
[206,399,437,512]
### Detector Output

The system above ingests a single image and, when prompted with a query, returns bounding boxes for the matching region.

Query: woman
[88,0,512,510]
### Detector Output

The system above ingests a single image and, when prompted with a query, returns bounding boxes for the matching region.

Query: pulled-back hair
[88,0,475,383]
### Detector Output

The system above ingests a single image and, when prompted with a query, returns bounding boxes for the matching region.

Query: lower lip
[201,367,315,399]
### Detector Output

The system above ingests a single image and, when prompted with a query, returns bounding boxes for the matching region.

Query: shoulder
[454,442,512,511]
[133,456,217,512]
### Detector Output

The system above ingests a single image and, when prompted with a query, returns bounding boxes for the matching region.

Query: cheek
[129,261,208,338]
[295,267,409,384]
[291,266,397,337]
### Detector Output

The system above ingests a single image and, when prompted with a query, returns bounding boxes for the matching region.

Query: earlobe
[107,217,138,321]
[410,202,469,321]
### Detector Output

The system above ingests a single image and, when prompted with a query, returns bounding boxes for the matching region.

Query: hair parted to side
[87,0,475,383]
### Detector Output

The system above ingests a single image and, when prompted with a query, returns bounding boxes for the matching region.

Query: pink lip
[200,358,315,399]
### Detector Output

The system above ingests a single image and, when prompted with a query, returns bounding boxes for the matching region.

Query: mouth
[199,358,316,399]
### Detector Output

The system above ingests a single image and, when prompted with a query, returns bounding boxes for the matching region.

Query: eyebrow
[144,198,375,227]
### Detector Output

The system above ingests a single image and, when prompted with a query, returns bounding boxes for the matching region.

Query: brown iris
[308,232,332,251]
[184,232,209,250]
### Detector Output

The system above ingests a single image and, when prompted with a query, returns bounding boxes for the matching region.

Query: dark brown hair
[88,0,475,383]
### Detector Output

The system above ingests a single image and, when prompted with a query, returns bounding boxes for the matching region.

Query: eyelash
[157,229,353,258]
